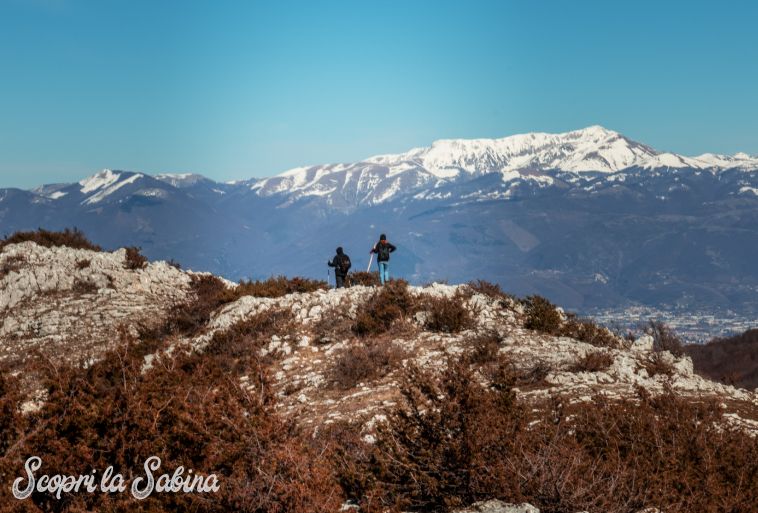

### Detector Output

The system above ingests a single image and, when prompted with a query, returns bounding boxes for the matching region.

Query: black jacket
[328,253,351,276]
[371,241,396,262]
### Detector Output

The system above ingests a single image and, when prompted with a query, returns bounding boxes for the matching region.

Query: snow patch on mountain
[368,126,658,176]
[83,173,143,205]
[154,173,208,187]
[79,169,121,194]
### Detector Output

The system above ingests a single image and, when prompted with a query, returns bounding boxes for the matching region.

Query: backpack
[337,254,351,274]
[377,243,390,261]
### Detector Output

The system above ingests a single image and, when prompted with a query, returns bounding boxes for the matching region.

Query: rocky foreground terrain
[1,237,757,513]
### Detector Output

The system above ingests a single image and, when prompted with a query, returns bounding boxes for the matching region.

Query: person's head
[336,246,343,255]
[380,234,387,241]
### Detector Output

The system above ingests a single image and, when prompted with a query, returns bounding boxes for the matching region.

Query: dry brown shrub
[71,278,98,295]
[466,331,503,365]
[420,292,473,334]
[562,315,621,349]
[685,328,758,389]
[465,280,514,305]
[0,254,24,280]
[522,296,619,349]
[0,369,24,456]
[0,227,102,252]
[75,258,90,270]
[524,295,562,334]
[351,358,524,511]
[512,360,552,387]
[235,276,328,298]
[328,339,407,390]
[166,258,182,270]
[349,271,380,287]
[149,274,230,338]
[124,245,148,270]
[203,310,294,373]
[647,321,685,356]
[0,332,343,512]
[353,280,417,337]
[642,351,676,377]
[570,350,614,372]
[342,356,758,513]
[312,303,354,345]
[315,421,374,505]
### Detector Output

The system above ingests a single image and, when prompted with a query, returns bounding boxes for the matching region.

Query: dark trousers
[335,274,346,288]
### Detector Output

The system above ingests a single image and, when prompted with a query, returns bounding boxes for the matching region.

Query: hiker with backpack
[327,246,352,288]
[369,234,396,285]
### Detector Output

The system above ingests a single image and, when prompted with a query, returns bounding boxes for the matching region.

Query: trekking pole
[327,268,331,288]
[366,253,374,273]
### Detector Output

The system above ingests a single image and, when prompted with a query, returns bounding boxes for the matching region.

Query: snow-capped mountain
[3,126,758,321]
[251,126,758,208]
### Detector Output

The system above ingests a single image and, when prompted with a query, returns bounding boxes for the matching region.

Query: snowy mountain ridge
[31,126,758,208]
[250,125,758,206]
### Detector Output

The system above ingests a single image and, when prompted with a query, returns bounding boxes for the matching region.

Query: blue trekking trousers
[378,261,389,284]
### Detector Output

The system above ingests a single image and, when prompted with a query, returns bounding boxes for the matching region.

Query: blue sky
[1,0,757,189]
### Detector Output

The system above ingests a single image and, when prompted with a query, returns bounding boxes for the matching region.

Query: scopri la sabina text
[12,456,220,500]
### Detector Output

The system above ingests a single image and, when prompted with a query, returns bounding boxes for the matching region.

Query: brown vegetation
[353,280,417,336]
[349,271,380,287]
[166,258,182,270]
[235,276,328,298]
[685,328,758,389]
[562,315,621,349]
[312,302,355,345]
[341,356,758,513]
[71,278,98,295]
[524,296,620,348]
[75,258,90,270]
[124,246,148,270]
[465,331,503,365]
[150,274,328,340]
[0,254,25,280]
[523,295,563,334]
[465,280,513,306]
[420,293,473,333]
[647,321,685,356]
[329,340,407,390]
[642,351,676,378]
[0,228,102,253]
[570,350,614,373]
[0,330,341,513]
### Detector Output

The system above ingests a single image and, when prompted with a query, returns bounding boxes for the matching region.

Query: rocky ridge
[0,241,192,375]
[2,240,758,511]
[2,241,757,434]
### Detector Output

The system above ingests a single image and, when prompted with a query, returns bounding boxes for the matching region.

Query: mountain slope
[2,127,758,333]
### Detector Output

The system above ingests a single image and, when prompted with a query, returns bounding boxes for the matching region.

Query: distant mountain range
[2,126,758,317]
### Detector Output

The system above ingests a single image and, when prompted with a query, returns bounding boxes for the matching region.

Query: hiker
[327,246,351,288]
[369,234,396,285]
